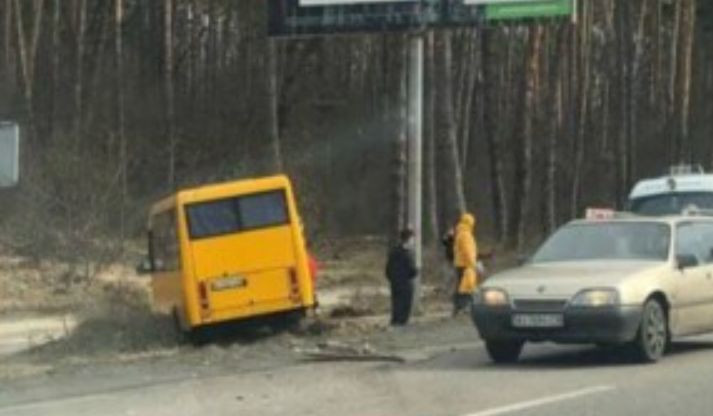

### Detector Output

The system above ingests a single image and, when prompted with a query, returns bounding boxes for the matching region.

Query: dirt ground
[0,237,504,382]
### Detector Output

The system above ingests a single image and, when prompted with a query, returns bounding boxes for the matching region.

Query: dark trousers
[452,267,471,316]
[389,280,414,326]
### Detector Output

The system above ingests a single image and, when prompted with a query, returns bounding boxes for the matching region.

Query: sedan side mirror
[676,254,699,271]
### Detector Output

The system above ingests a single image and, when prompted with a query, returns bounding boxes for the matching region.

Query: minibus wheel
[269,310,305,332]
[172,308,202,345]
[187,327,211,346]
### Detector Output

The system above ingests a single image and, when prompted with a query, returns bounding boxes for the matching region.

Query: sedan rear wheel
[485,340,524,364]
[633,299,668,363]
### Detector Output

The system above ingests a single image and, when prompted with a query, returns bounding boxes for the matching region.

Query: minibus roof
[149,175,291,217]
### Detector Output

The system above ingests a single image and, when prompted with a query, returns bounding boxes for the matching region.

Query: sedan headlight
[570,289,619,307]
[476,288,510,307]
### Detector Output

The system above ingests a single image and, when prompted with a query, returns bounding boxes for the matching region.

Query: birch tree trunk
[440,30,466,218]
[627,0,649,185]
[460,29,478,169]
[614,0,632,203]
[2,0,11,76]
[50,0,60,142]
[13,0,45,143]
[571,3,593,219]
[516,26,544,250]
[481,28,508,242]
[164,0,177,189]
[667,1,682,162]
[545,24,569,233]
[425,31,439,241]
[115,0,127,238]
[267,39,284,172]
[676,0,696,162]
[72,0,87,139]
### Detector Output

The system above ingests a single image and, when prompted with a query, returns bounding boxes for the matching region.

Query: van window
[151,210,180,271]
[630,192,713,216]
[186,190,289,239]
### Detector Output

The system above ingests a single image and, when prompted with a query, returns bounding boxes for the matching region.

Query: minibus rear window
[186,191,289,239]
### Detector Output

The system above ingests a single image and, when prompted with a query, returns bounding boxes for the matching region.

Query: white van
[628,165,713,216]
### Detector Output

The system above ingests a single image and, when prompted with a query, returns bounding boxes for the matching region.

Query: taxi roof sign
[0,122,19,188]
[585,208,616,221]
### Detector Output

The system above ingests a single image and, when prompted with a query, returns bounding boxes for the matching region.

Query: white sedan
[472,215,713,364]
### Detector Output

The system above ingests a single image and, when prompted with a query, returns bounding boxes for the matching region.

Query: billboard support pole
[407,33,424,311]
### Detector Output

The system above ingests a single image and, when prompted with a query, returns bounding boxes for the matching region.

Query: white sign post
[0,122,20,188]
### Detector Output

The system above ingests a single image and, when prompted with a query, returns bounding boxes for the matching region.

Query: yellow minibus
[145,175,315,340]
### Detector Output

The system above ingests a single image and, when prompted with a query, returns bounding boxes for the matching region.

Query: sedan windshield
[531,222,670,263]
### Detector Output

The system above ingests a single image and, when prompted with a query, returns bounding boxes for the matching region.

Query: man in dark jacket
[441,228,455,263]
[385,229,418,326]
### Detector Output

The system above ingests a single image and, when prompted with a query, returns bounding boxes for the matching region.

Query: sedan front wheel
[632,299,668,363]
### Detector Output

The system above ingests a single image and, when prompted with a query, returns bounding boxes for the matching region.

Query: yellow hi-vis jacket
[454,213,477,269]
[458,267,478,294]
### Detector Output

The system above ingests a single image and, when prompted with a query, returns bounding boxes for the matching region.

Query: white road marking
[463,385,615,416]
[0,394,114,415]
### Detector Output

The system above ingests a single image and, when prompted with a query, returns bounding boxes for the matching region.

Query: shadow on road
[409,339,713,372]
[667,340,713,356]
[516,340,713,369]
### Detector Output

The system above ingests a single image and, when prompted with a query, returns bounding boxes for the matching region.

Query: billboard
[0,122,19,187]
[300,0,415,5]
[268,0,574,36]
[465,0,539,4]
[268,0,425,36]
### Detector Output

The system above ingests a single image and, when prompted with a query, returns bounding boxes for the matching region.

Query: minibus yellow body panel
[147,175,315,330]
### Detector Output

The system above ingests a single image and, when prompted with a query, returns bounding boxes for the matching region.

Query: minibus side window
[151,210,180,272]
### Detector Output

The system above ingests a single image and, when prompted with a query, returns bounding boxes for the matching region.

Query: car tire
[269,310,305,333]
[172,308,190,343]
[485,340,524,364]
[632,299,668,363]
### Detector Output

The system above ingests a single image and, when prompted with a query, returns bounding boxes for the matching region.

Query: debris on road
[295,340,406,363]
[328,305,373,319]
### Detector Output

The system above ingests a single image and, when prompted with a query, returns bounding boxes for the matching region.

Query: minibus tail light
[198,281,210,310]
[288,269,300,301]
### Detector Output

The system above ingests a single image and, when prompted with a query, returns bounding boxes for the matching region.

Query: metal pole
[407,34,424,309]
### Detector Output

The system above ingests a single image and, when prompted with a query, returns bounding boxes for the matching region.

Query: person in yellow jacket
[453,213,478,316]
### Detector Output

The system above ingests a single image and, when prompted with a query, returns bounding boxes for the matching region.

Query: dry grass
[30,282,179,359]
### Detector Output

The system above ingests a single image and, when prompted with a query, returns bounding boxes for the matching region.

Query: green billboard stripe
[486,0,573,21]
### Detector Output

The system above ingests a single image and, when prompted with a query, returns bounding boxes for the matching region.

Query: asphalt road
[3,334,713,416]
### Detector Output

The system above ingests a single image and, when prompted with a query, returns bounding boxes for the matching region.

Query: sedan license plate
[512,314,564,329]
